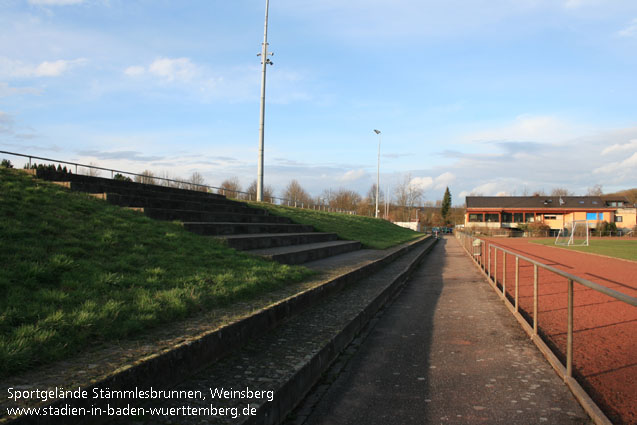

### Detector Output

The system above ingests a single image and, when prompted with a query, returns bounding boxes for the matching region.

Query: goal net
[555,220,590,246]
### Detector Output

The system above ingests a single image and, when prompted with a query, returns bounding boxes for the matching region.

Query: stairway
[43,172,361,264]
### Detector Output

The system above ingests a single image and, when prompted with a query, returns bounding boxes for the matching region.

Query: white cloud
[465,114,586,144]
[124,66,145,77]
[593,152,637,174]
[410,172,456,191]
[617,18,637,38]
[0,57,86,78]
[601,139,637,155]
[125,58,202,82]
[28,0,84,5]
[410,176,434,190]
[339,169,366,182]
[148,58,200,82]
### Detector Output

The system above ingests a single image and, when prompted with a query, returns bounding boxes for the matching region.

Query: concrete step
[68,181,232,205]
[220,232,339,250]
[45,173,229,200]
[247,240,362,265]
[183,222,315,236]
[140,208,290,224]
[104,193,266,215]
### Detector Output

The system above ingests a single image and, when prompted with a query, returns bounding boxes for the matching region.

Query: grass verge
[531,238,637,261]
[0,168,313,377]
[248,202,422,249]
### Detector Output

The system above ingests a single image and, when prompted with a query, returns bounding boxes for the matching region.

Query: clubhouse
[465,195,636,233]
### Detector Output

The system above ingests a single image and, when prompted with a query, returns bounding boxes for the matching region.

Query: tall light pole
[373,129,381,218]
[257,0,273,202]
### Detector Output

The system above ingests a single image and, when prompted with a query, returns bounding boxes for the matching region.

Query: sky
[1,0,636,205]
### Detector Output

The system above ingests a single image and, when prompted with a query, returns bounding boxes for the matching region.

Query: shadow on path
[299,237,591,425]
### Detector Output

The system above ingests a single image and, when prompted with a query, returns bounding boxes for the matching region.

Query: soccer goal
[555,220,590,246]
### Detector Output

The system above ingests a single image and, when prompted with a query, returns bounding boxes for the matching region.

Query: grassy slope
[248,203,422,249]
[531,238,637,261]
[0,168,313,377]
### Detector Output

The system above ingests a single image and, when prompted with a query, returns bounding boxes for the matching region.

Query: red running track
[479,238,637,425]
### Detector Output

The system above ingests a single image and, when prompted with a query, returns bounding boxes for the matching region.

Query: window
[526,214,535,222]
[544,215,557,220]
[485,213,499,223]
[616,216,623,223]
[586,212,600,221]
[469,214,483,222]
[514,213,524,223]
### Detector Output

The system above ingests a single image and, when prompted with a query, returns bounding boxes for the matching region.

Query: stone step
[247,240,362,265]
[68,181,232,205]
[104,193,266,215]
[140,208,290,224]
[183,222,315,236]
[45,173,229,200]
[220,232,339,250]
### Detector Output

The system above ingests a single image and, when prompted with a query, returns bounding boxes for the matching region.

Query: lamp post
[373,129,381,218]
[257,0,273,202]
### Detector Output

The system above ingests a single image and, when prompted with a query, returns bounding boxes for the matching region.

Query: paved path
[300,236,591,425]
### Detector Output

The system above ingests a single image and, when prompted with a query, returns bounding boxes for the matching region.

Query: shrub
[114,173,132,182]
[528,221,551,237]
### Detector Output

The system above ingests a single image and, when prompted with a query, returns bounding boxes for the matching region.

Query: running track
[480,237,636,425]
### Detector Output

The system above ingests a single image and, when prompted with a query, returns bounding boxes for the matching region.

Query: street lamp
[373,129,381,218]
[257,0,273,202]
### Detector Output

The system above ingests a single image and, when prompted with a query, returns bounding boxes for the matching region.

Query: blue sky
[1,0,636,204]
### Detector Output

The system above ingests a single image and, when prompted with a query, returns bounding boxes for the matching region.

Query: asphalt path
[297,236,591,425]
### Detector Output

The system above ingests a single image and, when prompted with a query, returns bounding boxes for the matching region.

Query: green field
[0,168,314,377]
[532,238,637,262]
[248,202,423,249]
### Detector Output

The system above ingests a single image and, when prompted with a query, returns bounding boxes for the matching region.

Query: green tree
[441,187,451,224]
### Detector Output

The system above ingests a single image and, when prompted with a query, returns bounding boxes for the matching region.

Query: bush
[595,221,617,236]
[527,221,551,237]
[114,173,132,182]
[1,159,13,168]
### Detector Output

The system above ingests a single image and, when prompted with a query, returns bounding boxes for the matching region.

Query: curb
[4,237,433,425]
[243,237,437,425]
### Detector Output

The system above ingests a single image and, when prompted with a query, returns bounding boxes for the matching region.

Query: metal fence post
[494,247,498,285]
[567,279,574,379]
[515,257,519,312]
[488,245,491,279]
[503,253,506,297]
[533,264,538,335]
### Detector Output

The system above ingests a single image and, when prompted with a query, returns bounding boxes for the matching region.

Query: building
[465,195,636,234]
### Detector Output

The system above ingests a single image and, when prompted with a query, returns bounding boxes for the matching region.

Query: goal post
[555,220,590,246]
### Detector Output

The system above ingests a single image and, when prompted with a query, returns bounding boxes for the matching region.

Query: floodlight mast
[257,0,273,202]
[373,129,381,218]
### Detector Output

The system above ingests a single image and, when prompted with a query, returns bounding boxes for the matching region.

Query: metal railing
[0,150,357,214]
[455,230,637,425]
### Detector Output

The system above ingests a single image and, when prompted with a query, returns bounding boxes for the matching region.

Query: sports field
[532,238,637,262]
[478,237,637,425]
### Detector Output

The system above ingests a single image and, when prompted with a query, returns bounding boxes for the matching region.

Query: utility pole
[373,129,381,218]
[257,0,273,202]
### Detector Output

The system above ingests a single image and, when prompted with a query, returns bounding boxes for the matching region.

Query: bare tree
[551,187,573,196]
[218,177,242,198]
[135,170,156,185]
[188,172,207,192]
[332,188,361,212]
[586,184,603,196]
[245,179,275,202]
[394,174,424,222]
[282,179,311,206]
[82,162,101,177]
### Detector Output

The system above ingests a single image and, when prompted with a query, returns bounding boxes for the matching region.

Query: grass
[0,168,314,377]
[248,202,423,249]
[531,238,637,262]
